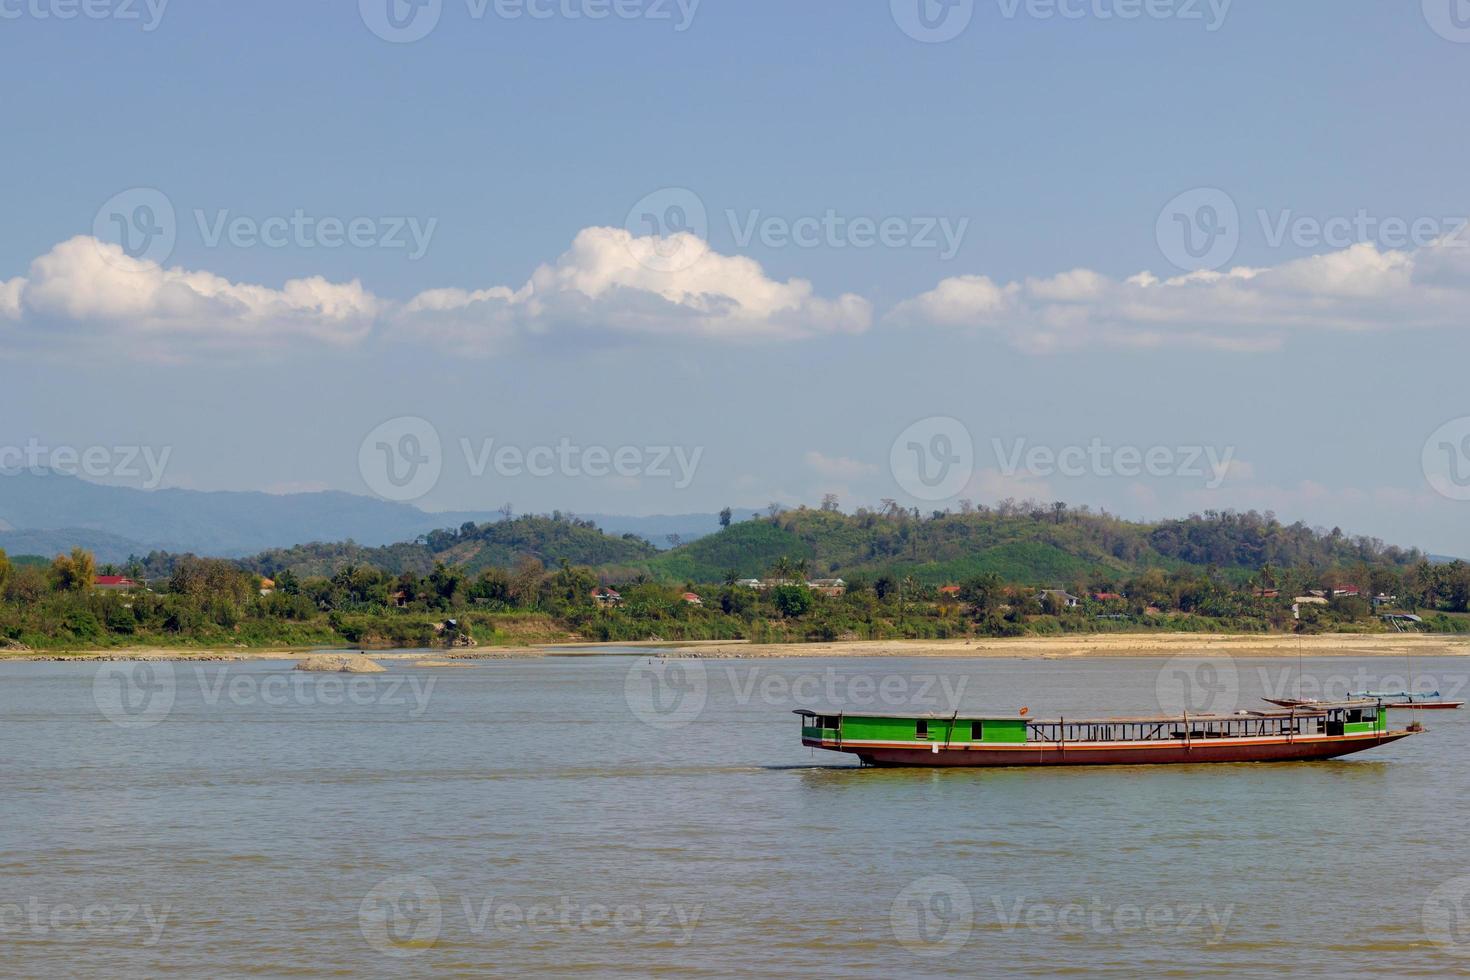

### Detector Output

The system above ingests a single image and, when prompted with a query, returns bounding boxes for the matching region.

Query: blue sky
[4,0,1470,554]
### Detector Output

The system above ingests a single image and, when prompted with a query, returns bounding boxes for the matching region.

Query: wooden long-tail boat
[796,702,1417,767]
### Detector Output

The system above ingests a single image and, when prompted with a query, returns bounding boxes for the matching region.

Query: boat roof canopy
[793,707,1345,723]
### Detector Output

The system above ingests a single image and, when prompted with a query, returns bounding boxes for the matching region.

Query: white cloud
[393,227,871,353]
[888,239,1470,352]
[3,236,376,356]
[10,228,1467,360]
[804,450,878,481]
[0,228,869,359]
[0,276,22,319]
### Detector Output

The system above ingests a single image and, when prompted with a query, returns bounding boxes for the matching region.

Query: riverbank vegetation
[1,502,1467,651]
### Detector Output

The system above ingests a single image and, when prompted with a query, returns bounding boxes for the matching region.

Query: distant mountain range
[0,473,741,562]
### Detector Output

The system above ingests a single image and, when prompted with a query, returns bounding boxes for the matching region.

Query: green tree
[0,548,10,597]
[771,584,812,618]
[49,547,97,592]
[961,573,1005,615]
[719,507,732,529]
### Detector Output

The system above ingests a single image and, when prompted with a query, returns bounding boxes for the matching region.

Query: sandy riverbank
[660,633,1470,660]
[10,633,1470,662]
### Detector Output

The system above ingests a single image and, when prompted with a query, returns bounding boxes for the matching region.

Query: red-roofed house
[592,587,623,607]
[938,585,963,598]
[682,592,703,606]
[93,575,141,591]
[1092,592,1124,602]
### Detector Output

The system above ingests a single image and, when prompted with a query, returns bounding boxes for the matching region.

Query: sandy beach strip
[661,633,1470,660]
[8,633,1470,662]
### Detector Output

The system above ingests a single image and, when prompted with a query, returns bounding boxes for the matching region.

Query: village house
[93,575,142,592]
[807,578,846,597]
[1035,590,1081,609]
[1092,591,1125,602]
[682,592,703,606]
[938,584,963,598]
[591,587,623,607]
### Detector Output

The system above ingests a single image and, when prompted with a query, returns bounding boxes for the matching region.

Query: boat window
[915,719,930,740]
[971,721,983,740]
[814,715,841,731]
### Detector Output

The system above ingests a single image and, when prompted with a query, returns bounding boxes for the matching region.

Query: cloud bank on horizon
[4,226,1469,358]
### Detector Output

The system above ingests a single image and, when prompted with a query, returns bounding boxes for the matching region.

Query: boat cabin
[797,704,1387,745]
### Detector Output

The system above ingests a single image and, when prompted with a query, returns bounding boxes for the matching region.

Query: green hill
[239,514,657,578]
[621,506,1422,586]
[232,505,1423,590]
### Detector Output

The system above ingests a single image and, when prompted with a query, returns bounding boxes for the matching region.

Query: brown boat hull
[807,731,1414,767]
